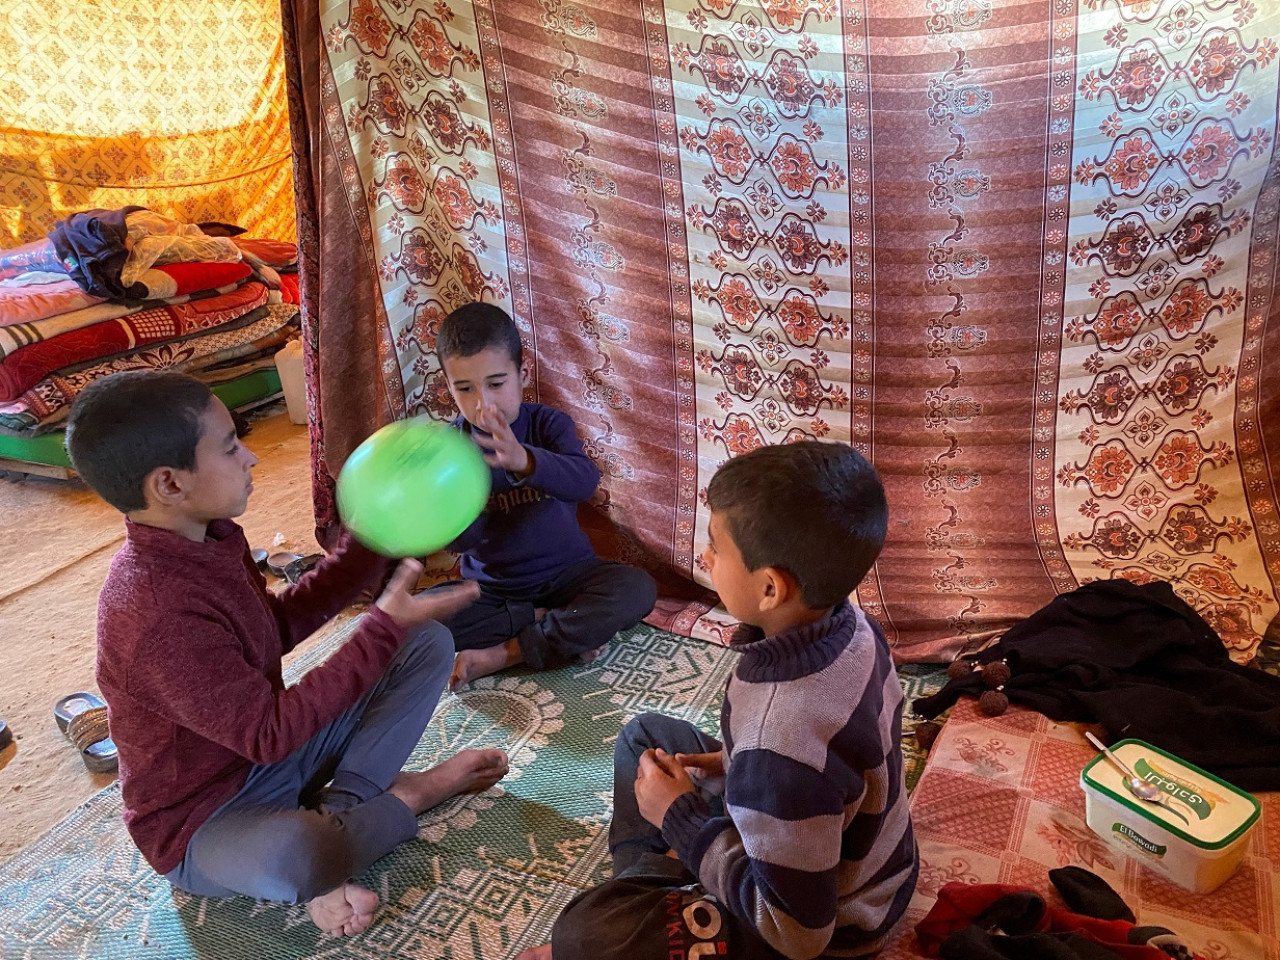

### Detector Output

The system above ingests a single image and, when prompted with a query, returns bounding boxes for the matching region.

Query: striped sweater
[662,601,918,959]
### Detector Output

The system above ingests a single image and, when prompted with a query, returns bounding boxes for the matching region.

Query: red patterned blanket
[0,281,270,400]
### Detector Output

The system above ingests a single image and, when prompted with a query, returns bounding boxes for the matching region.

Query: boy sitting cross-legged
[65,370,509,938]
[519,440,918,960]
[431,302,657,690]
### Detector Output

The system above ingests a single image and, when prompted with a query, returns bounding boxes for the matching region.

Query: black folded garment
[915,580,1280,791]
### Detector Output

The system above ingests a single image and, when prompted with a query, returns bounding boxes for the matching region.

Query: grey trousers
[607,712,722,872]
[164,621,453,904]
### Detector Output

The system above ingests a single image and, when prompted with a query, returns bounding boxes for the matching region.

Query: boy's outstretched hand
[635,747,696,829]
[472,404,532,476]
[375,559,479,630]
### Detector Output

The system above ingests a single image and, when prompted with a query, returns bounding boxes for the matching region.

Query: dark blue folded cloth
[49,205,146,299]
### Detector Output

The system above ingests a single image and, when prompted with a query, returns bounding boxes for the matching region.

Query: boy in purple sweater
[65,371,509,938]
[520,442,917,960]
[431,303,657,690]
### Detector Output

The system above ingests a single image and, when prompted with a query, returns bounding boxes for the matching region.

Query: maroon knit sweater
[96,518,403,875]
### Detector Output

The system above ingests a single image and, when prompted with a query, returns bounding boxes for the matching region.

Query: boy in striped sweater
[520,441,917,960]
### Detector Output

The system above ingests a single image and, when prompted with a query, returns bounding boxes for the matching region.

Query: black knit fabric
[915,580,1280,790]
[1048,867,1134,924]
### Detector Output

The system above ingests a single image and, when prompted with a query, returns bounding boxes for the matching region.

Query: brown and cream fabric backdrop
[281,0,1280,663]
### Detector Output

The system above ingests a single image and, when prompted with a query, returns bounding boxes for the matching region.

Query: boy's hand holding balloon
[375,559,480,629]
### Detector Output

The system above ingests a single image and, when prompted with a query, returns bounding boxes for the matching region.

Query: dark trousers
[550,713,781,960]
[608,712,722,871]
[436,559,657,669]
[164,622,452,904]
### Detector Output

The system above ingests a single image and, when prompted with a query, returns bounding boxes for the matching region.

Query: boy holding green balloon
[65,371,509,939]
[432,302,658,690]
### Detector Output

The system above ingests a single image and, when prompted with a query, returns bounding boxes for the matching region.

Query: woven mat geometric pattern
[0,622,945,959]
[879,697,1280,960]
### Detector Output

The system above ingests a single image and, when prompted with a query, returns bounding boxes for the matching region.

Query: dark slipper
[53,692,118,774]
[283,553,323,584]
[266,550,323,582]
[0,718,12,751]
[251,548,269,572]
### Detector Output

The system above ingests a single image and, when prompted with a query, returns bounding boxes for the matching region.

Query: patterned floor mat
[0,622,946,959]
[896,662,949,792]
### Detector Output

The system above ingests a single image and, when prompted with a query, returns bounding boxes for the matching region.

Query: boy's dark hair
[437,302,523,368]
[65,371,215,513]
[706,440,888,608]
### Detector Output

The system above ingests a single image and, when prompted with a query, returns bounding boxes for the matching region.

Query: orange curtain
[0,0,295,245]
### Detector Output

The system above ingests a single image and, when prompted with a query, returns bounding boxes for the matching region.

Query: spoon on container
[1085,731,1163,802]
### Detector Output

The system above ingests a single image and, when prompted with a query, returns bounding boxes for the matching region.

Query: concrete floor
[0,402,320,864]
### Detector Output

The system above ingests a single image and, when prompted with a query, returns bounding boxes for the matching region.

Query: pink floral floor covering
[881,698,1279,960]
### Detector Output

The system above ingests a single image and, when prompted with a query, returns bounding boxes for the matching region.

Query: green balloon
[336,418,490,556]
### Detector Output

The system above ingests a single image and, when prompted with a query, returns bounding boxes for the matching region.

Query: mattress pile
[0,208,301,436]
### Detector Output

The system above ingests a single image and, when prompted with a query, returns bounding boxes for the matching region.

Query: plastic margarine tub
[1080,739,1259,894]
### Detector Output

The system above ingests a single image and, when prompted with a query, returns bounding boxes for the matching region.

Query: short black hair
[65,371,215,513]
[706,441,888,608]
[437,302,523,368]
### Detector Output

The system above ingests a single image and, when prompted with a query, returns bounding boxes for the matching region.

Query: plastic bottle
[274,339,307,425]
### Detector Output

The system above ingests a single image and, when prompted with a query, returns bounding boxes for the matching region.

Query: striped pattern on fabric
[663,602,918,960]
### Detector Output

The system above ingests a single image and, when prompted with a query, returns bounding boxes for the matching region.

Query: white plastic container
[1080,739,1259,894]
[274,339,307,425]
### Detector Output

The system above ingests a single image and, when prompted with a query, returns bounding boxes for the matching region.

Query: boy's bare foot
[516,944,553,960]
[578,644,606,664]
[449,638,523,690]
[387,748,509,814]
[307,881,379,937]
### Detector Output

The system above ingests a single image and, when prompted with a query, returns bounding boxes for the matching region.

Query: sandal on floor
[266,551,322,583]
[282,553,323,584]
[0,717,11,751]
[53,692,118,774]
[265,551,302,578]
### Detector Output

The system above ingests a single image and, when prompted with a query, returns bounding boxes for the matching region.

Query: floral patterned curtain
[283,0,1280,663]
[0,0,295,245]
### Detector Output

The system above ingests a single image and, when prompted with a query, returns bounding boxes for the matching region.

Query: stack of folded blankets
[0,207,301,437]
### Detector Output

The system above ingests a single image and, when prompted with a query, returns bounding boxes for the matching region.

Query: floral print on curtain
[288,0,1280,662]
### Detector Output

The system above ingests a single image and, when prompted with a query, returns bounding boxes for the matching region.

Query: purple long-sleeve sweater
[449,402,600,590]
[95,518,402,874]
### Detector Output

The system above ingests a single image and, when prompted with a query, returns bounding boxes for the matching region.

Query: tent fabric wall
[0,0,296,246]
[283,0,1280,663]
